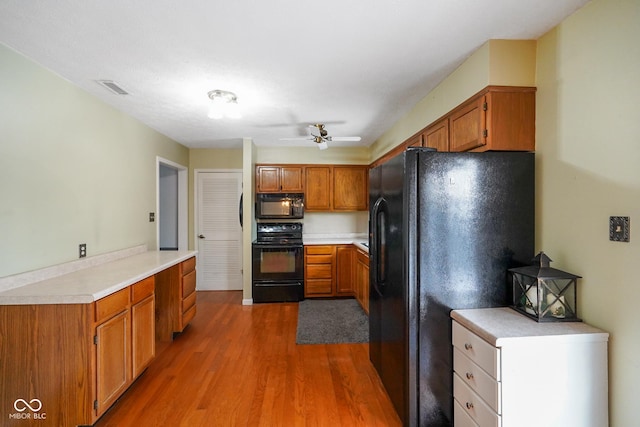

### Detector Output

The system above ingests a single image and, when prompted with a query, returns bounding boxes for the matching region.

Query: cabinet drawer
[454,374,501,427]
[96,288,129,323]
[182,256,196,275]
[305,246,333,255]
[182,270,196,297]
[454,400,480,427]
[306,264,333,279]
[305,279,333,295]
[454,348,501,413]
[306,254,334,264]
[182,291,196,313]
[453,321,501,380]
[131,276,155,304]
[182,304,196,327]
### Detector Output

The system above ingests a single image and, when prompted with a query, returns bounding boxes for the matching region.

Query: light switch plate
[609,216,630,242]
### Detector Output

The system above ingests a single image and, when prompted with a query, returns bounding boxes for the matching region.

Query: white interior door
[196,171,243,290]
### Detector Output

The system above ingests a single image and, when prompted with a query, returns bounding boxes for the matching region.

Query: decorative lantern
[509,252,581,322]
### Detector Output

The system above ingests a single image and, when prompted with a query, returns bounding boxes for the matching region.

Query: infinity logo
[14,399,42,412]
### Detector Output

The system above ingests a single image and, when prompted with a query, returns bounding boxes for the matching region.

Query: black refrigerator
[369,148,534,426]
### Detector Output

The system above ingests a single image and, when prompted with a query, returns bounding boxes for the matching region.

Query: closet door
[196,171,243,290]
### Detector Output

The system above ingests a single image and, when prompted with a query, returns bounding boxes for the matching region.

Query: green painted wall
[0,44,188,277]
[535,0,639,424]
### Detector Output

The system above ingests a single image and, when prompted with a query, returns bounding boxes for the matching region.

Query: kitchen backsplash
[302,211,368,235]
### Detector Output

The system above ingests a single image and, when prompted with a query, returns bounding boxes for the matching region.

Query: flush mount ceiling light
[207,89,241,119]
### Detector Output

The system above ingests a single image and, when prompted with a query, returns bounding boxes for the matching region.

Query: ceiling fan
[280,124,361,150]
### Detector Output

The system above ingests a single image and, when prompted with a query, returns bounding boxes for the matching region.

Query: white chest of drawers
[451,307,609,427]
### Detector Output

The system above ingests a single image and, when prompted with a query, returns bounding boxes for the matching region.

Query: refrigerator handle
[372,197,388,289]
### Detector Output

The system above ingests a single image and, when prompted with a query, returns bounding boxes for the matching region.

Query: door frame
[156,157,188,251]
[194,168,244,290]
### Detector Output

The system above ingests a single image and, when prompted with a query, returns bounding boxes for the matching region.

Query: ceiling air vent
[97,80,129,95]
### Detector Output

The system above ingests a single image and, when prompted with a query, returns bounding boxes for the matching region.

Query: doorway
[195,170,243,291]
[157,158,188,251]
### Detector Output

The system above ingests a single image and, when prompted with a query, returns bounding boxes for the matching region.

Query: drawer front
[182,256,196,275]
[306,254,334,264]
[454,400,480,427]
[306,264,333,279]
[182,291,196,313]
[131,276,155,304]
[305,279,333,295]
[454,348,501,413]
[182,270,196,297]
[454,374,501,427]
[305,246,334,255]
[181,304,196,329]
[453,321,501,380]
[95,288,129,323]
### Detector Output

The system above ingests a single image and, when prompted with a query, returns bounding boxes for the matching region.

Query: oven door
[252,243,303,281]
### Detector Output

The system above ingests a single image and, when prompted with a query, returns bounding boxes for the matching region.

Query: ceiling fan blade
[329,137,361,142]
[279,137,312,141]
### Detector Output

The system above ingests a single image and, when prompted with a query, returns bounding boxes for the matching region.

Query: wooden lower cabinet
[155,256,197,340]
[131,277,155,378]
[335,245,354,295]
[96,308,129,415]
[355,248,370,313]
[305,244,364,301]
[0,259,194,426]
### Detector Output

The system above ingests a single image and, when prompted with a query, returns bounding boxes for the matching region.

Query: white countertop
[451,307,609,346]
[303,233,369,252]
[0,250,197,305]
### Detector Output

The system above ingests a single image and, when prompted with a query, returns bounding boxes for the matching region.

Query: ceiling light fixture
[207,89,241,119]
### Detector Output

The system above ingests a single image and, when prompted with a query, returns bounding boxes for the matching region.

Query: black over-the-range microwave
[255,193,304,219]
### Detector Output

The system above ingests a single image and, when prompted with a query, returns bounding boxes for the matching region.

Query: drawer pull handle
[465,372,474,380]
[464,343,473,350]
[466,402,474,410]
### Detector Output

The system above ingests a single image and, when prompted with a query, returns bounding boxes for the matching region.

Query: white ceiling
[0,1,590,150]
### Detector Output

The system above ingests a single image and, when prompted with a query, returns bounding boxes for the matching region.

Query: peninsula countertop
[0,250,197,305]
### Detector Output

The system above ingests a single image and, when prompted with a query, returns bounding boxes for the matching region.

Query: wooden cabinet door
[333,166,368,211]
[406,133,423,148]
[424,117,449,152]
[305,166,332,211]
[280,166,304,192]
[96,310,129,416]
[355,249,370,314]
[132,294,155,378]
[256,166,280,192]
[336,246,354,296]
[450,96,486,152]
[483,90,536,151]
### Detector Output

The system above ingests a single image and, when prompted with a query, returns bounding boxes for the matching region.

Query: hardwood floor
[94,291,401,427]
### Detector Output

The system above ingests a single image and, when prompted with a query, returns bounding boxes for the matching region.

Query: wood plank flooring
[94,291,401,427]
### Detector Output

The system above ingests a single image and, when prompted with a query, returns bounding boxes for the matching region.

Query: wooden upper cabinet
[449,87,536,152]
[405,133,424,148]
[333,166,368,211]
[423,117,449,152]
[280,166,304,192]
[450,96,485,152]
[305,166,332,211]
[256,165,304,193]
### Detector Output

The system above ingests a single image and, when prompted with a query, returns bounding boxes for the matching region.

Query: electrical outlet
[79,243,87,258]
[149,212,155,222]
[609,216,630,242]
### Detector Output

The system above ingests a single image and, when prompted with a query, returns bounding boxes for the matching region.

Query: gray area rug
[296,298,369,344]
